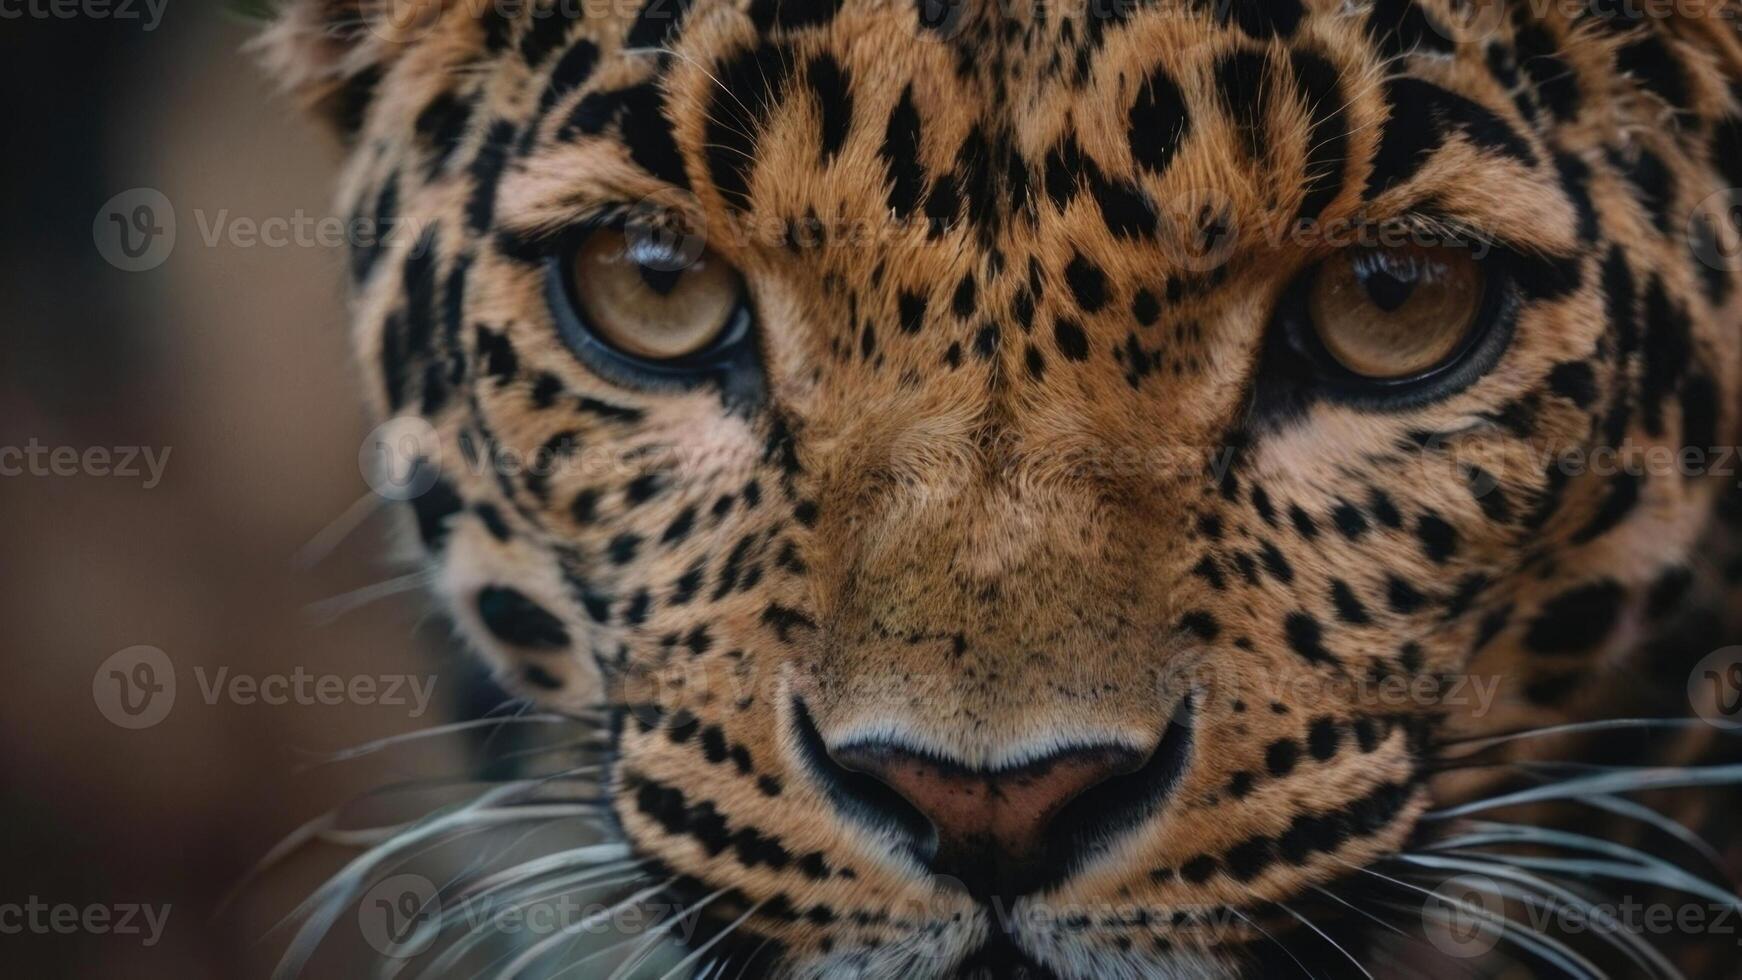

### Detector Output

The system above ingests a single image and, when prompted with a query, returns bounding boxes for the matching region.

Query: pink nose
[830,743,1142,862]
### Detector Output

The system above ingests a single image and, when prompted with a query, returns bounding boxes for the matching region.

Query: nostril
[475,586,571,649]
[833,743,1143,869]
[792,696,1197,899]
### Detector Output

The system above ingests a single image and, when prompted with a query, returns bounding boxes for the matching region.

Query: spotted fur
[261,0,1742,975]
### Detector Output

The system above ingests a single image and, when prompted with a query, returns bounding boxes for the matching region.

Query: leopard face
[262,0,1742,975]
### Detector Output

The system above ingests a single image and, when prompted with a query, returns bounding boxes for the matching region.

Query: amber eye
[561,225,746,362]
[1304,244,1487,381]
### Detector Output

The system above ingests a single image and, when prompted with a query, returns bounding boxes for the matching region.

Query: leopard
[255,0,1742,975]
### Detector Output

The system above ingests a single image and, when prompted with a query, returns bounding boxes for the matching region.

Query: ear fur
[253,0,449,138]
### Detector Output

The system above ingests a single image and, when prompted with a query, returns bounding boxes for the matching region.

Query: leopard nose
[830,742,1144,889]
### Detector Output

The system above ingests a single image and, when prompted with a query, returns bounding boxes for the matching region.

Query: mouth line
[789,694,1198,898]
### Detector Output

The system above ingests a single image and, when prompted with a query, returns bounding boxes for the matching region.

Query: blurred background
[0,4,504,976]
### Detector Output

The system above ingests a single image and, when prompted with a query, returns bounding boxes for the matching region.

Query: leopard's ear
[251,0,450,139]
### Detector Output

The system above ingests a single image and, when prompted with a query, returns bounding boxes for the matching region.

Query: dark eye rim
[1275,243,1514,407]
[543,219,759,388]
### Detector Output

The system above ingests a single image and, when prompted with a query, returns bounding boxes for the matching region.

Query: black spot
[352,176,399,285]
[329,66,381,140]
[1550,155,1599,253]
[1284,612,1333,665]
[1365,78,1536,199]
[476,587,570,649]
[1053,317,1090,361]
[1415,513,1457,563]
[467,121,517,232]
[618,85,691,189]
[1258,541,1294,583]
[1290,51,1349,225]
[1366,0,1455,59]
[1514,25,1580,122]
[1547,361,1597,408]
[1523,580,1625,655]
[1132,289,1160,326]
[881,85,925,218]
[706,42,794,210]
[537,40,601,116]
[1089,174,1156,238]
[1681,374,1719,459]
[1366,488,1402,529]
[1640,276,1692,437]
[748,0,843,30]
[1064,252,1108,312]
[625,0,695,48]
[1129,65,1190,174]
[1225,837,1276,882]
[1618,148,1674,233]
[1265,739,1300,776]
[1616,34,1691,114]
[475,325,518,382]
[952,274,977,318]
[898,291,928,334]
[1331,501,1368,539]
[1329,580,1372,625]
[414,91,475,178]
[1024,344,1046,379]
[520,665,564,690]
[474,504,511,541]
[1180,856,1217,884]
[1385,576,1426,614]
[1307,717,1342,761]
[1215,49,1270,160]
[410,468,463,551]
[1219,0,1303,39]
[570,488,600,525]
[519,6,580,67]
[807,55,854,162]
[1179,611,1220,640]
[973,323,999,359]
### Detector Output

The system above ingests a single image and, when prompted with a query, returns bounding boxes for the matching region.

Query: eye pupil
[1302,243,1488,385]
[1361,269,1415,312]
[555,225,746,365]
[638,264,684,296]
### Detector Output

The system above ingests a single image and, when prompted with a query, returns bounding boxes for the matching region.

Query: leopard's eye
[1303,244,1486,381]
[562,225,745,362]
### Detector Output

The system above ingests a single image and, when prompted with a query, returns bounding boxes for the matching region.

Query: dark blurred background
[1,5,489,976]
